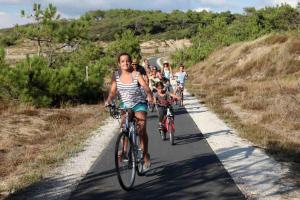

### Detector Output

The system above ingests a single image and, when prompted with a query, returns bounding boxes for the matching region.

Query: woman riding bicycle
[162,61,173,92]
[106,52,153,171]
[162,61,172,81]
[154,82,181,130]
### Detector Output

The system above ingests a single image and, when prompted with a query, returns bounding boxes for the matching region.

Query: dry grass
[0,103,108,199]
[187,33,300,164]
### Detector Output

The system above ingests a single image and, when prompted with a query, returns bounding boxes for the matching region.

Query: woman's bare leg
[134,111,150,163]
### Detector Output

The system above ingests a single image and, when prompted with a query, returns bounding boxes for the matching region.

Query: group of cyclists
[105,53,188,172]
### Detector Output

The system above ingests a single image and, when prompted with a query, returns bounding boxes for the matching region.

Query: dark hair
[155,81,164,88]
[179,63,184,68]
[151,65,157,70]
[117,52,132,63]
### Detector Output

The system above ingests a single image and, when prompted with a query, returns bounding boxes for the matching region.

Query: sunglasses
[132,64,137,66]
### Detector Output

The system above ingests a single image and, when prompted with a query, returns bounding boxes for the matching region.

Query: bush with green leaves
[0,24,141,107]
[106,30,141,60]
[0,56,52,106]
[0,44,111,107]
[0,34,19,47]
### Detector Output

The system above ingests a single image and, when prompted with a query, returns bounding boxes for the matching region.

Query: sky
[0,0,299,29]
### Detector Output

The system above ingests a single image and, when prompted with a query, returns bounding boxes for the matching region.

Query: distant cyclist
[132,58,149,84]
[143,58,151,76]
[162,60,173,81]
[161,60,173,92]
[149,66,162,92]
[174,64,188,94]
[106,53,153,171]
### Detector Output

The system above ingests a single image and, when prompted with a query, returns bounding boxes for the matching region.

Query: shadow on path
[71,154,245,200]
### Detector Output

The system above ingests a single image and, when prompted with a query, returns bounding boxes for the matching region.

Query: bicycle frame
[121,109,144,166]
[164,106,175,133]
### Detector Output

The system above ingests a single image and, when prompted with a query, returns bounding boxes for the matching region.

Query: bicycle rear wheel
[115,132,136,191]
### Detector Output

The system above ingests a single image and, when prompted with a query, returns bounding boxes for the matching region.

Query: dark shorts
[157,105,174,122]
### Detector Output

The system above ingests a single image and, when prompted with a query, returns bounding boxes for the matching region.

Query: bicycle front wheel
[115,132,136,191]
[168,119,175,145]
[180,91,184,107]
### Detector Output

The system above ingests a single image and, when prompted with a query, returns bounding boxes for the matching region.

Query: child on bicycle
[174,64,188,106]
[154,82,181,130]
[149,66,162,92]
[106,52,153,171]
[174,64,188,93]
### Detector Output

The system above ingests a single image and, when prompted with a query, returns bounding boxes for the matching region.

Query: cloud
[193,7,211,12]
[271,0,299,7]
[0,0,22,3]
[196,0,227,6]
[0,11,32,29]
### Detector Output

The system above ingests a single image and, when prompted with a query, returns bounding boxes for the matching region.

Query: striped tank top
[115,71,145,108]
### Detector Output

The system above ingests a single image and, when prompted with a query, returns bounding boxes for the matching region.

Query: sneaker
[142,153,151,172]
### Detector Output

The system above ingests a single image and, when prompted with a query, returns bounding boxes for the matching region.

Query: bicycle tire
[115,132,136,191]
[169,118,175,145]
[159,129,166,141]
[175,91,180,106]
[180,90,184,107]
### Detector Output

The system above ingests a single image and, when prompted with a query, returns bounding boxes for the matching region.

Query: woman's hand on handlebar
[147,94,154,104]
[105,100,111,107]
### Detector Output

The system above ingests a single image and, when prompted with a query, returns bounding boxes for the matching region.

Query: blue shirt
[175,72,187,84]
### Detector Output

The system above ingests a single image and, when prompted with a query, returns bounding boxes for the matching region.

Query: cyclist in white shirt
[174,64,188,94]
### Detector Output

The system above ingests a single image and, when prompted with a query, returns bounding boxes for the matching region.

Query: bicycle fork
[130,122,143,163]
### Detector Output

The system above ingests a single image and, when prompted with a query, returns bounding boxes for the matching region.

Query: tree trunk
[37,39,41,56]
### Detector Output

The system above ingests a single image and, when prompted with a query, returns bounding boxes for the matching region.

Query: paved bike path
[69,57,245,199]
[69,107,245,200]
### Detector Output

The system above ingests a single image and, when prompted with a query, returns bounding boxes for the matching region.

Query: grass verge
[185,33,300,171]
[0,103,108,199]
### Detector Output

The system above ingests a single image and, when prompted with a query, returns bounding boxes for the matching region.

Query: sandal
[143,153,151,172]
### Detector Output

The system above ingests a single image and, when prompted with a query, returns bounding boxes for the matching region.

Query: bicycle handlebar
[106,104,121,119]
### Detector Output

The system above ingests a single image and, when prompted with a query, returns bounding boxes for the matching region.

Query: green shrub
[106,30,141,59]
[0,34,19,47]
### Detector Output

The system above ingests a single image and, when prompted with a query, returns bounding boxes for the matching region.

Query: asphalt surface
[69,58,245,200]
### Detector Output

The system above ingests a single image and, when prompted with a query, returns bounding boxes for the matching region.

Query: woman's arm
[143,74,149,84]
[105,74,117,105]
[138,73,153,103]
